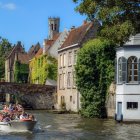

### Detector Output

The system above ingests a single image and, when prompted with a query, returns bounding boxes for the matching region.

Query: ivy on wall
[14,61,29,83]
[29,54,57,84]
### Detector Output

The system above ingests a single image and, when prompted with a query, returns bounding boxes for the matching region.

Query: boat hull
[0,120,37,132]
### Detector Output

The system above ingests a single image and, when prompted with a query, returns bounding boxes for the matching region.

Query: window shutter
[122,57,127,83]
[138,59,140,82]
[115,58,117,83]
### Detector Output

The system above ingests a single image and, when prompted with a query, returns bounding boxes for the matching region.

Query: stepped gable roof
[44,33,60,47]
[35,48,43,58]
[28,42,41,58]
[60,22,93,49]
[17,53,30,64]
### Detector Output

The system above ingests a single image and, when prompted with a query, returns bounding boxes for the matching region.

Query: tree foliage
[73,0,140,45]
[75,39,116,117]
[0,37,12,79]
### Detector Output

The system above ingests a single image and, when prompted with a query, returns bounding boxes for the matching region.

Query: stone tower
[48,17,60,39]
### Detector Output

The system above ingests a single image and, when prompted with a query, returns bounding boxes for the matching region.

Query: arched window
[118,57,127,83]
[128,56,138,82]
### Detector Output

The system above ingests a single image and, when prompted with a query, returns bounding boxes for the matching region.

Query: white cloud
[0,2,16,10]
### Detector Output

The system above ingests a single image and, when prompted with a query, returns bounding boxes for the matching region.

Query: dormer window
[128,56,138,82]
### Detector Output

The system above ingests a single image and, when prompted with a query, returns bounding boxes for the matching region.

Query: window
[70,96,72,102]
[55,95,58,104]
[63,53,66,67]
[74,50,77,64]
[67,72,72,88]
[51,24,53,30]
[127,102,138,109]
[61,96,65,104]
[118,57,127,83]
[55,24,57,30]
[63,73,65,89]
[59,74,62,89]
[68,52,72,66]
[128,56,138,82]
[73,71,76,88]
[60,54,63,68]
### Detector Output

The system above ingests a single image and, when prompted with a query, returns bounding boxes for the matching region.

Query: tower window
[51,24,53,30]
[55,24,57,30]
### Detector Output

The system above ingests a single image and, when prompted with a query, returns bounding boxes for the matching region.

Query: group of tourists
[0,103,35,122]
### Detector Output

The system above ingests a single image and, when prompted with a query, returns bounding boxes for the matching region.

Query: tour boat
[0,120,37,132]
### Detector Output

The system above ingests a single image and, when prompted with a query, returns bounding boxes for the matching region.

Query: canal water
[0,110,140,140]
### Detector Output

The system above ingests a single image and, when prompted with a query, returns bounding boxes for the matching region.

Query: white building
[116,33,140,121]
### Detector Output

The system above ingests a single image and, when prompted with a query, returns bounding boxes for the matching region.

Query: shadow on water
[0,110,140,140]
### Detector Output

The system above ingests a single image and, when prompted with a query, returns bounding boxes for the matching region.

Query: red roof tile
[60,22,93,49]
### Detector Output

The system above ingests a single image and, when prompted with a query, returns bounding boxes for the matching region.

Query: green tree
[73,0,140,45]
[0,37,12,79]
[75,39,116,118]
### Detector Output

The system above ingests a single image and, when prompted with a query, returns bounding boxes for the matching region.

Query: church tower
[48,17,60,39]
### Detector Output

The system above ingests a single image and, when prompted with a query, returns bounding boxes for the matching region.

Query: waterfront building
[5,42,40,83]
[116,33,140,121]
[57,20,100,112]
[5,42,40,103]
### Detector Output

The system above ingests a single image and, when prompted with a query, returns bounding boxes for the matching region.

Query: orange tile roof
[60,22,93,49]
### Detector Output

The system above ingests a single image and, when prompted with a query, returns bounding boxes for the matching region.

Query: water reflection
[0,111,140,140]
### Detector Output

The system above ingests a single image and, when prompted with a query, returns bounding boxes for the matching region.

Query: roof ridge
[71,22,91,32]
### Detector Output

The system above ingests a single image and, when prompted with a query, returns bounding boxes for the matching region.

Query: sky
[0,0,86,51]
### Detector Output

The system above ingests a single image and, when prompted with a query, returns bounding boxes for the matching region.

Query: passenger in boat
[9,104,14,112]
[19,111,28,120]
[0,113,4,121]
[28,114,35,121]
[15,114,20,120]
[3,104,9,112]
[17,104,23,112]
[12,104,18,112]
[3,114,11,122]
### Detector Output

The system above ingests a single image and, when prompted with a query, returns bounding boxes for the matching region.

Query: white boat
[0,120,37,132]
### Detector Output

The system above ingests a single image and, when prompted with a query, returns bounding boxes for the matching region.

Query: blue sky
[0,0,86,51]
